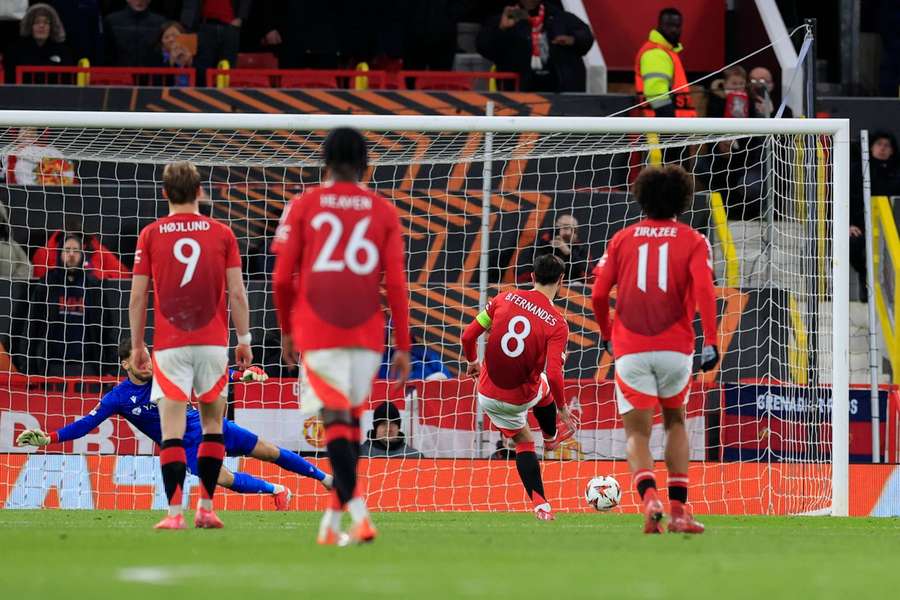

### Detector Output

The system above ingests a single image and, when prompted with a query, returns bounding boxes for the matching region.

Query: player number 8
[173,237,201,287]
[500,315,531,358]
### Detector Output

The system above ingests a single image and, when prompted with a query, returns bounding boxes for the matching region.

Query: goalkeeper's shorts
[614,351,692,414]
[478,373,551,437]
[299,348,381,414]
[151,345,229,404]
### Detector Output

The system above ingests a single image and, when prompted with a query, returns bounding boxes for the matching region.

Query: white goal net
[0,112,849,515]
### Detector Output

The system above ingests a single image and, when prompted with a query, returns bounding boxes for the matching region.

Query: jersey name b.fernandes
[133,213,241,350]
[479,289,568,407]
[272,182,411,353]
[592,218,717,357]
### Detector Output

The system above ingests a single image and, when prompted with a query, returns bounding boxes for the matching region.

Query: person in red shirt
[461,254,576,521]
[273,128,411,546]
[129,161,252,530]
[592,165,718,535]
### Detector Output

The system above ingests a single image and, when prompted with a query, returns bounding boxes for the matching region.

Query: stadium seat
[279,72,340,89]
[412,75,473,91]
[236,52,279,69]
[226,71,275,88]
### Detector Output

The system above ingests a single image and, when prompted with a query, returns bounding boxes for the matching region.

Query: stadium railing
[15,66,195,87]
[204,68,519,91]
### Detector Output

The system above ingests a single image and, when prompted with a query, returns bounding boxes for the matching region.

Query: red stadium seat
[412,75,473,91]
[226,71,274,88]
[279,72,339,89]
[236,52,278,69]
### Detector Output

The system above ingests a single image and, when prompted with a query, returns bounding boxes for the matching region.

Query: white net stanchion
[0,112,849,515]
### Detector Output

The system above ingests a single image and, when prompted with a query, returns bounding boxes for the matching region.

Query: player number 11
[636,242,668,293]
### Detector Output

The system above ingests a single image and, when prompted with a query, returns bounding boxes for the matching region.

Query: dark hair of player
[533,253,565,285]
[659,7,682,21]
[163,161,201,205]
[323,127,368,181]
[117,337,133,363]
[633,165,693,220]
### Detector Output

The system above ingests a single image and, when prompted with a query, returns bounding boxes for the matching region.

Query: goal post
[0,111,850,516]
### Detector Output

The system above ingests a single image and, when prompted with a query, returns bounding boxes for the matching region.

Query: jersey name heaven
[159,220,211,234]
[503,292,558,326]
[632,226,678,238]
[320,194,373,210]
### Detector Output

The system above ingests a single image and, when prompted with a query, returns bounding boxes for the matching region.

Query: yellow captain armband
[475,310,492,330]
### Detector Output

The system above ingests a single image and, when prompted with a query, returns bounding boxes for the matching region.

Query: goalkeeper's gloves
[700,345,720,372]
[16,429,51,447]
[230,366,269,382]
[599,338,613,355]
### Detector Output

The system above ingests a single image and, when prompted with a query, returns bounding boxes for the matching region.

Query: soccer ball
[585,476,621,511]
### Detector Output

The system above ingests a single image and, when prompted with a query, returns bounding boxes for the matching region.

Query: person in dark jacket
[103,0,166,66]
[476,0,593,92]
[26,234,104,376]
[4,3,74,83]
[250,0,339,69]
[850,131,900,302]
[47,0,102,65]
[402,0,463,71]
[518,213,590,286]
[181,0,252,75]
[359,401,424,458]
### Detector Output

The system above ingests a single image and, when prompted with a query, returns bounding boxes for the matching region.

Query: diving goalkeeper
[16,338,332,509]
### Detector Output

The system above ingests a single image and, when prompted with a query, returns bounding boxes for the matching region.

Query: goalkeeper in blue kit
[16,338,332,509]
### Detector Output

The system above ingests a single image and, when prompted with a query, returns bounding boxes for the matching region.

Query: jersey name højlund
[632,225,679,238]
[158,220,211,234]
[319,194,373,210]
[503,292,558,326]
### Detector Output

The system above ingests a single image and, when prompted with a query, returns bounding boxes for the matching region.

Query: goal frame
[0,111,851,516]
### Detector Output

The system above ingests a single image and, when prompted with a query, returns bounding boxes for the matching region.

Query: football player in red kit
[273,128,411,545]
[461,254,576,521]
[129,161,253,530]
[592,165,719,534]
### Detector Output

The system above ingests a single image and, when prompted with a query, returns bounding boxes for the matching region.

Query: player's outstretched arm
[17,399,117,447]
[226,266,252,370]
[128,274,151,370]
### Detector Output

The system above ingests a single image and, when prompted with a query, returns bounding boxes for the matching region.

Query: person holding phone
[158,21,196,86]
[476,1,594,92]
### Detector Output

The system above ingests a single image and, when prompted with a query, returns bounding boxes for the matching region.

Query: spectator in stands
[850,131,900,301]
[707,66,750,119]
[360,401,424,459]
[748,66,793,118]
[33,216,129,280]
[251,1,338,69]
[476,0,593,92]
[181,0,252,76]
[159,20,195,76]
[0,203,31,280]
[47,0,102,65]
[104,0,166,67]
[518,213,590,286]
[634,7,696,118]
[4,3,74,83]
[380,331,452,382]
[27,233,104,376]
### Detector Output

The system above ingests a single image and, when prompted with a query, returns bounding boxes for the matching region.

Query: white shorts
[614,351,693,414]
[299,348,382,415]
[151,345,229,404]
[478,373,550,436]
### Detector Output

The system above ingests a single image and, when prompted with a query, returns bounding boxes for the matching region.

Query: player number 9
[500,315,531,358]
[173,237,201,287]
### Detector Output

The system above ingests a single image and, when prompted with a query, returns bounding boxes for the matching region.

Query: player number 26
[500,315,531,358]
[311,212,379,275]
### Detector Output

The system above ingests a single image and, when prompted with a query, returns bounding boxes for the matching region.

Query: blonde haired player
[592,165,718,534]
[273,127,411,545]
[129,161,252,530]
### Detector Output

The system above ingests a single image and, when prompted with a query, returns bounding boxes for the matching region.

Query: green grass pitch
[1,510,899,599]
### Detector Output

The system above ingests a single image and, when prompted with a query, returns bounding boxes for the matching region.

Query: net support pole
[860,129,881,463]
[476,101,495,458]
[803,19,817,118]
[832,120,851,516]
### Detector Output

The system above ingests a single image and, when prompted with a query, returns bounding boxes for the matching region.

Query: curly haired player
[592,165,719,534]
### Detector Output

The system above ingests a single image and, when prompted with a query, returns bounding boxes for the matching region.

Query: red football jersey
[272,181,411,353]
[462,289,569,407]
[591,218,717,357]
[133,213,241,350]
